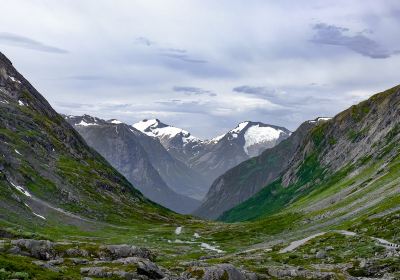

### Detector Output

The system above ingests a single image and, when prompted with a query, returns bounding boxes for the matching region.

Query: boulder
[316,250,327,259]
[100,244,155,260]
[137,259,165,279]
[65,248,89,257]
[11,239,56,260]
[80,267,111,278]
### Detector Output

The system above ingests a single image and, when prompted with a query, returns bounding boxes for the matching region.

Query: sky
[0,0,399,139]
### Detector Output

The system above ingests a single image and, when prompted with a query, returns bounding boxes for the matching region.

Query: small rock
[80,267,111,278]
[70,258,89,265]
[316,250,327,259]
[48,258,64,265]
[65,248,89,257]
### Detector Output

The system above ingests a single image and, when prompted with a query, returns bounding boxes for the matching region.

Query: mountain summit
[133,119,291,187]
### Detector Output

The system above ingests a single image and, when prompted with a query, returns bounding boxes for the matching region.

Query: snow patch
[231,122,249,134]
[0,99,9,104]
[210,133,225,143]
[15,149,22,155]
[132,119,159,134]
[9,76,21,84]
[76,120,98,126]
[308,117,332,124]
[10,182,31,197]
[32,212,46,220]
[110,119,122,124]
[18,100,25,106]
[243,125,283,155]
[133,119,200,145]
[175,226,182,235]
[200,242,224,253]
[193,233,200,238]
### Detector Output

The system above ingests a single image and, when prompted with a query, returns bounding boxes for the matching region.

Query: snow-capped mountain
[133,119,199,144]
[209,121,291,157]
[133,119,291,185]
[133,119,205,165]
[65,115,206,213]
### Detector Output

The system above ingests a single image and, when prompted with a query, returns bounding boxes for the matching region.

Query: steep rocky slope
[0,52,174,228]
[220,85,400,222]
[66,115,201,213]
[193,120,317,219]
[134,119,290,188]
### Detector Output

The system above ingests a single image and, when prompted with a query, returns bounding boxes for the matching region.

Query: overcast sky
[0,0,399,138]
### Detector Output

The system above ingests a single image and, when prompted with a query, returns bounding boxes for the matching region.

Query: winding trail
[278,230,400,253]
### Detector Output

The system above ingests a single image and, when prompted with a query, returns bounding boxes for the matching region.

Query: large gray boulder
[99,244,155,260]
[10,239,56,260]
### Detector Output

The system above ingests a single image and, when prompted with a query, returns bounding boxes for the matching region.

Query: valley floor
[1,200,399,280]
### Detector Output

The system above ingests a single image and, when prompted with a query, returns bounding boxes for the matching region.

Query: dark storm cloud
[173,86,217,96]
[310,23,398,59]
[0,32,68,54]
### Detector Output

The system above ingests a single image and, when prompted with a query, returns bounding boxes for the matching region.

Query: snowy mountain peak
[230,121,250,134]
[132,119,200,145]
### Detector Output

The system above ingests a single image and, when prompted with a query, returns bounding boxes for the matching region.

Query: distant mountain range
[133,118,291,187]
[65,115,203,214]
[66,116,290,213]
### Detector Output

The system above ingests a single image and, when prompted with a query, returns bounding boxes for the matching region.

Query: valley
[0,50,399,280]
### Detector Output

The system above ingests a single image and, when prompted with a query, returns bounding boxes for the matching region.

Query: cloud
[135,36,207,64]
[173,86,217,96]
[310,23,398,59]
[135,36,155,46]
[233,85,334,109]
[0,32,68,54]
[233,86,277,98]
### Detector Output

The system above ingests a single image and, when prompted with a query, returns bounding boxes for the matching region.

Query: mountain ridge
[133,118,291,187]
